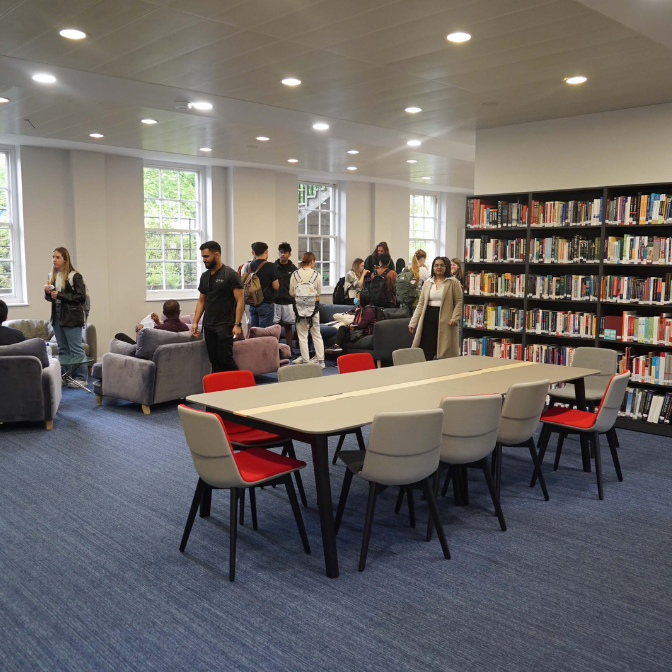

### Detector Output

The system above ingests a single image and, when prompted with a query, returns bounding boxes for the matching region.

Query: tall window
[143,166,202,296]
[298,182,337,286]
[0,149,22,302]
[409,193,438,261]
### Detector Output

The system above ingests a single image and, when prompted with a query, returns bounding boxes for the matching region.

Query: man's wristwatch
[235,322,242,327]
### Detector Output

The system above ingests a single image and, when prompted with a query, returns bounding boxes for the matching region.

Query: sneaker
[310,357,326,369]
[292,356,308,364]
[324,346,343,355]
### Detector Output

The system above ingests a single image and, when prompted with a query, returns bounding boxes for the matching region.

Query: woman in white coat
[409,256,463,360]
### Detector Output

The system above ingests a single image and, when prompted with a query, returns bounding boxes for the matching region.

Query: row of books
[606,194,672,226]
[530,199,603,227]
[466,199,527,229]
[604,235,672,265]
[463,304,524,332]
[529,236,601,264]
[461,337,523,359]
[526,310,597,338]
[601,275,672,304]
[617,348,672,386]
[601,313,672,345]
[619,388,672,424]
[527,274,599,301]
[524,344,575,366]
[465,237,526,263]
[465,272,526,297]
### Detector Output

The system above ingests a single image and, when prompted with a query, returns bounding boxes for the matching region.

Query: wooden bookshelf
[464,184,672,438]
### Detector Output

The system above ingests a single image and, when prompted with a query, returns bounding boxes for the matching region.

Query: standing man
[246,241,280,328]
[192,241,244,373]
[273,242,297,346]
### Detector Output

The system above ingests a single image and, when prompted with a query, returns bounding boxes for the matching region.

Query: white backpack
[292,269,319,320]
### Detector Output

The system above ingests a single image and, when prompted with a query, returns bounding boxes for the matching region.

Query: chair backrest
[203,370,255,393]
[338,352,375,374]
[572,347,617,395]
[392,348,425,366]
[593,371,630,432]
[439,394,502,464]
[360,409,444,486]
[178,405,244,488]
[498,379,550,445]
[277,362,323,383]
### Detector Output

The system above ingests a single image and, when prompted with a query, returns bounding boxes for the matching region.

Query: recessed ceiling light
[32,73,56,84]
[313,122,329,131]
[407,140,422,147]
[422,176,431,180]
[281,78,301,86]
[199,147,212,152]
[405,106,422,114]
[447,32,471,43]
[0,97,9,104]
[89,133,104,139]
[347,166,357,171]
[188,101,213,111]
[256,136,270,141]
[287,158,299,163]
[141,118,157,125]
[59,28,87,39]
[407,159,418,164]
[564,76,587,85]
[347,150,359,155]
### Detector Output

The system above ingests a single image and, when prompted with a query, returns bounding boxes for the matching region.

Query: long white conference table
[187,355,598,578]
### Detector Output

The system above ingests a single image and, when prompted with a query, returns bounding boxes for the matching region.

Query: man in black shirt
[193,241,244,373]
[247,241,280,328]
[273,241,297,346]
[0,300,26,345]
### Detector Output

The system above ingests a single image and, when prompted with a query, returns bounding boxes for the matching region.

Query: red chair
[202,371,307,507]
[178,405,310,581]
[338,353,376,375]
[535,372,630,500]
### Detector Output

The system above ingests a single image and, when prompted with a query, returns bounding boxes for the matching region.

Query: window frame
[409,192,440,263]
[297,180,339,289]
[0,145,26,305]
[143,161,206,301]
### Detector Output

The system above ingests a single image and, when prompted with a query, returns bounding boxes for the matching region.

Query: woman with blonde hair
[409,249,430,286]
[44,247,88,385]
[344,257,368,304]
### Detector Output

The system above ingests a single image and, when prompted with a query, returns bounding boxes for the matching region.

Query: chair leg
[358,482,380,572]
[530,426,555,488]
[527,438,549,501]
[593,432,604,500]
[180,478,205,552]
[421,478,450,560]
[334,468,354,534]
[606,428,623,482]
[553,431,566,471]
[537,423,552,452]
[612,428,620,448]
[249,487,258,530]
[355,427,366,451]
[441,466,452,497]
[394,487,405,514]
[200,484,212,518]
[481,457,506,532]
[284,476,311,554]
[494,443,503,503]
[239,488,245,525]
[284,441,308,507]
[426,467,444,542]
[229,488,238,582]
[332,434,346,465]
[407,487,416,528]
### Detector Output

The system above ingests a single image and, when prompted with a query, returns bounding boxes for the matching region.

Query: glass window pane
[146,262,164,290]
[145,217,160,229]
[161,170,179,199]
[319,186,332,211]
[145,233,162,260]
[143,167,159,198]
[0,190,7,222]
[298,209,307,235]
[298,236,308,256]
[181,202,196,229]
[0,227,9,257]
[0,153,6,188]
[424,196,434,217]
[165,262,182,289]
[307,210,319,235]
[144,199,160,218]
[0,260,12,293]
[183,233,198,260]
[309,238,320,257]
[184,262,198,289]
[320,211,333,236]
[180,171,196,200]
[162,200,179,229]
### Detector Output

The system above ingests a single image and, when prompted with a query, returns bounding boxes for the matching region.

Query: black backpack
[332,276,346,305]
[368,269,394,307]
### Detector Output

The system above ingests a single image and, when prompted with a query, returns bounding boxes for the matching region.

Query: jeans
[204,326,239,373]
[53,304,88,381]
[249,302,275,328]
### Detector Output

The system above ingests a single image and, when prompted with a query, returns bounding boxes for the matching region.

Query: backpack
[241,260,267,306]
[396,269,419,307]
[292,269,320,320]
[368,269,394,307]
[332,276,346,305]
[68,271,91,320]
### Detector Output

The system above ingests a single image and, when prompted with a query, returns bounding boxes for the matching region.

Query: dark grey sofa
[347,313,414,366]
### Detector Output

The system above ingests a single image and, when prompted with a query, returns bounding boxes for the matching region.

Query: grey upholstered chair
[493,379,550,502]
[334,408,450,571]
[392,348,426,366]
[549,347,617,408]
[277,362,322,382]
[178,404,310,581]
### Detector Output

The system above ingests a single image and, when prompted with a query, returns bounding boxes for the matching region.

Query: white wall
[475,103,672,194]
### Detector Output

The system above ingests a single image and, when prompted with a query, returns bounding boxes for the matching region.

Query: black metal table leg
[573,377,592,472]
[311,433,339,578]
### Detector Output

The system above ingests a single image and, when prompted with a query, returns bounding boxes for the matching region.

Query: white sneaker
[293,356,308,364]
[310,357,326,369]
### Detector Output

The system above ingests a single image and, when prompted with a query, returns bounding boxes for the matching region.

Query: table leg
[311,434,339,579]
[574,378,591,472]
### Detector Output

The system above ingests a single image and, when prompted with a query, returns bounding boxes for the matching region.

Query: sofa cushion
[4,319,53,341]
[319,304,352,323]
[249,325,281,341]
[278,343,291,359]
[383,306,410,320]
[0,337,50,368]
[109,338,137,357]
[91,362,103,380]
[136,328,195,359]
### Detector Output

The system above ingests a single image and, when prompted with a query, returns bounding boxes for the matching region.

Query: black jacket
[45,272,86,327]
[274,259,298,305]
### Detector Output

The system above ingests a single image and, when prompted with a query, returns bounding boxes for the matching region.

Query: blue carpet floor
[1,375,672,671]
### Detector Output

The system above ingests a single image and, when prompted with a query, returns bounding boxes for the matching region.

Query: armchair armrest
[84,323,98,363]
[0,356,45,423]
[102,352,156,407]
[42,358,62,421]
[152,340,211,404]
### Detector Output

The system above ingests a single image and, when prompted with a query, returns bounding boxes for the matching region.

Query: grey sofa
[0,338,62,429]
[348,314,415,366]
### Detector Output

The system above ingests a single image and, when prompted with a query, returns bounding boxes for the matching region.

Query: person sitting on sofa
[325,290,377,355]
[0,299,26,345]
[115,300,190,344]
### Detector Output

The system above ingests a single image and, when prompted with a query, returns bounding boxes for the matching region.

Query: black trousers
[204,327,239,373]
[419,305,440,361]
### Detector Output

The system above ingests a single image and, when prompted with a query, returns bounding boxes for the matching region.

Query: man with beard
[192,241,244,373]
